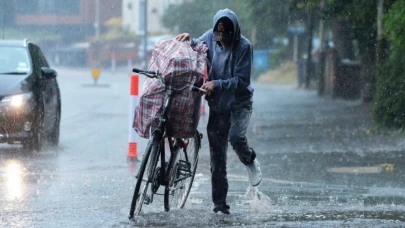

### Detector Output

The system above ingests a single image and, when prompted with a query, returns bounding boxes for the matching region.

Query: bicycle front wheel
[129,136,161,219]
[164,131,200,211]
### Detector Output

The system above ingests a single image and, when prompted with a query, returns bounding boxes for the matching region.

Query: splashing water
[244,185,273,213]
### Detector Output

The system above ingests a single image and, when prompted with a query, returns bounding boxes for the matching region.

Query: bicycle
[129,67,206,219]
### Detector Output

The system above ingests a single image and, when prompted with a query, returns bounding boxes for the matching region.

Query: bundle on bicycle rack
[134,38,208,139]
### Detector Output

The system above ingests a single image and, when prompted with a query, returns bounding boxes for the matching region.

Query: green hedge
[374,53,405,129]
[373,1,405,130]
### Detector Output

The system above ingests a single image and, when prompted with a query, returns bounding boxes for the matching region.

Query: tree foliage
[292,0,404,129]
[99,17,136,42]
[161,0,291,49]
[384,0,405,49]
[236,0,290,48]
[293,0,378,59]
[373,0,405,129]
[161,0,405,129]
[161,0,234,39]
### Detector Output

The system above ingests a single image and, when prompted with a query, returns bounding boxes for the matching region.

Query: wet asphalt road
[1,67,405,227]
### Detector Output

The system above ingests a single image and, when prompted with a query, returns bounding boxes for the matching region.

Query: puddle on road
[124,150,405,226]
[267,150,405,189]
[123,173,405,227]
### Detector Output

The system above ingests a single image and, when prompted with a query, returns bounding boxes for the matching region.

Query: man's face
[214,18,233,46]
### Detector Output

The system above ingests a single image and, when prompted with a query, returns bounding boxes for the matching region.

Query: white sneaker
[245,159,262,186]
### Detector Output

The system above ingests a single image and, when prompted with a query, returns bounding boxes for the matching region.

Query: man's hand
[176,33,190,42]
[201,81,215,96]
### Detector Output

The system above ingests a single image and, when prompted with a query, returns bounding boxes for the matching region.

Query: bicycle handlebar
[133,68,159,78]
[132,68,206,94]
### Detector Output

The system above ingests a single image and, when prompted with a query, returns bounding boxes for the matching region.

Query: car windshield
[0,47,31,74]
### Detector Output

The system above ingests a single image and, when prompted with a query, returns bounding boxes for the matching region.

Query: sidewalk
[247,83,405,155]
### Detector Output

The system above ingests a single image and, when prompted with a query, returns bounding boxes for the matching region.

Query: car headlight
[1,93,33,108]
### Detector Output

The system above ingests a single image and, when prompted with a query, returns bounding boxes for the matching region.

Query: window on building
[16,0,80,15]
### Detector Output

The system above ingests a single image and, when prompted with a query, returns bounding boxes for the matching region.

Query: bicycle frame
[148,84,189,196]
[129,67,204,218]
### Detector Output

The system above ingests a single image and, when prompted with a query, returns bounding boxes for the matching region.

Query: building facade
[12,0,122,43]
[122,0,184,36]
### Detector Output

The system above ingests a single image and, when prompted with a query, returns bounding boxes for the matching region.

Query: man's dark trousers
[207,100,256,207]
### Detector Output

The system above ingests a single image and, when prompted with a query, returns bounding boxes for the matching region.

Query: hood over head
[212,8,241,48]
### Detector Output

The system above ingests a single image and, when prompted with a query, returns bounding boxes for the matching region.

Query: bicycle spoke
[129,137,161,218]
[165,132,200,211]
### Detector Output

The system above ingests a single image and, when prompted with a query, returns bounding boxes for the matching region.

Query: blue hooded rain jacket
[192,8,254,113]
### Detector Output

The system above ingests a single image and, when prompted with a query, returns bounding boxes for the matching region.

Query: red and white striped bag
[133,38,208,138]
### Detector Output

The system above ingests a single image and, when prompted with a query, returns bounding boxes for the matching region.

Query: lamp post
[140,0,148,68]
[95,0,100,41]
[376,0,385,63]
[92,0,101,85]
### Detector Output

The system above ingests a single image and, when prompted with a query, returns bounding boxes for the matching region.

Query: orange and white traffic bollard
[128,74,139,161]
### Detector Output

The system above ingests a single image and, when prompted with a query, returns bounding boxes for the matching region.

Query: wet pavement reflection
[1,69,405,227]
[270,151,404,188]
[126,149,405,226]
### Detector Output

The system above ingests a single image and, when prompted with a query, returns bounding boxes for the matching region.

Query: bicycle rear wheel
[164,131,200,211]
[129,136,161,219]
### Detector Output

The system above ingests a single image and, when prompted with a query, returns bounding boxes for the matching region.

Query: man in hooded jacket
[176,8,262,214]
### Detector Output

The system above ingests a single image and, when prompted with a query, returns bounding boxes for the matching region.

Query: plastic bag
[133,38,208,138]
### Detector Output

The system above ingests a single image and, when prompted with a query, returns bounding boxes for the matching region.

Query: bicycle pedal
[177,160,192,178]
[144,195,151,205]
[178,160,191,172]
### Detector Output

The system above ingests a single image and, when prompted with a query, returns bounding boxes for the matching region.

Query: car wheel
[23,111,44,152]
[49,108,60,147]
